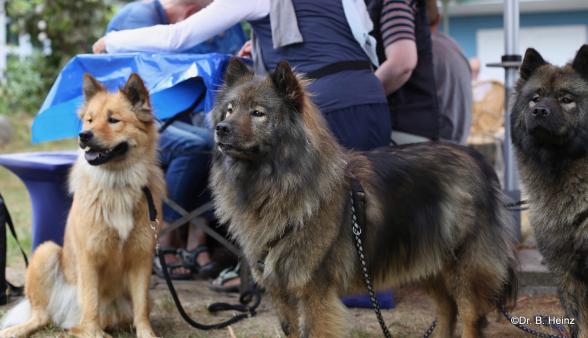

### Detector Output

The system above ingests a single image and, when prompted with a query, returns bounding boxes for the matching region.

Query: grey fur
[210,59,517,338]
[512,45,588,338]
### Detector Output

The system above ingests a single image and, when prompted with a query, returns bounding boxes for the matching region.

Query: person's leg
[186,222,212,267]
[158,124,213,276]
[162,123,219,275]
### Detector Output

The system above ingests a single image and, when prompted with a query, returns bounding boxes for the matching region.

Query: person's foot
[209,264,241,293]
[178,245,220,279]
[164,252,191,275]
[191,245,211,267]
[153,248,192,280]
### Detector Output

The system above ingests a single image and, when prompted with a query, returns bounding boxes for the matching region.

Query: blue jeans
[158,121,213,223]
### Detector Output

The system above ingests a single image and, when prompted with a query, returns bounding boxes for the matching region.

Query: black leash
[0,193,27,304]
[0,194,28,268]
[142,187,261,331]
[349,177,437,338]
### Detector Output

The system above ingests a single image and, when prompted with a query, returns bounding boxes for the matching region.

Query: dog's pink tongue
[85,151,100,162]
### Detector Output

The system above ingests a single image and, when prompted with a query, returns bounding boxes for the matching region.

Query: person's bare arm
[93,0,267,54]
[375,39,417,95]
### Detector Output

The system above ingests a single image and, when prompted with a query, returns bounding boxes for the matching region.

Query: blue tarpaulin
[32,53,232,143]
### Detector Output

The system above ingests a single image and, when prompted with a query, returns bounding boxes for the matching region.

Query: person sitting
[105,0,247,280]
[371,0,440,145]
[427,0,472,144]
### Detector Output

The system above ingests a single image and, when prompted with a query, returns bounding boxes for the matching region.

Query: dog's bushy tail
[0,298,31,329]
[0,242,80,330]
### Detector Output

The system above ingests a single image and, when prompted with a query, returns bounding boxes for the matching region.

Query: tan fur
[0,74,165,338]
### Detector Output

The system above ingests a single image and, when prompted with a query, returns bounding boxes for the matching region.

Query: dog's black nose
[79,130,94,143]
[216,122,231,137]
[531,107,550,118]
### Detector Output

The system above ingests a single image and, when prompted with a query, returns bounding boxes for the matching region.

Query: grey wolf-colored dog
[512,45,588,338]
[210,58,517,338]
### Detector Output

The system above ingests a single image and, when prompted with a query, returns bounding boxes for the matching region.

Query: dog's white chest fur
[70,157,149,242]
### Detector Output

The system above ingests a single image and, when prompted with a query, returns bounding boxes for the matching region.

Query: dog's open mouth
[82,142,129,166]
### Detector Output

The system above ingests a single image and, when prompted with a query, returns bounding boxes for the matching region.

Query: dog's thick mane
[68,119,161,242]
[70,156,152,191]
[211,80,347,262]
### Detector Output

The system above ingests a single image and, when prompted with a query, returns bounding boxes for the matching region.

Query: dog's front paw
[136,328,159,338]
[0,327,23,338]
[69,325,112,338]
[136,323,159,338]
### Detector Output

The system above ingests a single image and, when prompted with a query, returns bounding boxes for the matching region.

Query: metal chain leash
[150,216,160,254]
[350,188,438,338]
[422,319,437,338]
[350,190,393,338]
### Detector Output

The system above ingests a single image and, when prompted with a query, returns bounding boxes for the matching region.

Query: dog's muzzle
[79,131,129,166]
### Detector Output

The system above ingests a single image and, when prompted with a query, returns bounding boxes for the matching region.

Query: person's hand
[237,40,252,58]
[92,37,107,54]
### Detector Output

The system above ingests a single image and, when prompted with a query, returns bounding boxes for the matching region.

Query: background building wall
[448,10,588,81]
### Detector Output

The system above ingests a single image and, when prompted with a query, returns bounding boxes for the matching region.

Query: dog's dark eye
[226,104,233,115]
[251,110,265,117]
[108,117,120,124]
[87,118,93,123]
[560,97,574,104]
[531,94,541,103]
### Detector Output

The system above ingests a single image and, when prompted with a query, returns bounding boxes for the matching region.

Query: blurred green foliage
[6,0,118,79]
[1,0,120,116]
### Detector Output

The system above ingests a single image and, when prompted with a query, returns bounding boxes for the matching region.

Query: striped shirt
[380,0,417,48]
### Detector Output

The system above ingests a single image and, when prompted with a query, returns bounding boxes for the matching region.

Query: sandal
[152,247,192,280]
[209,263,240,293]
[178,245,220,279]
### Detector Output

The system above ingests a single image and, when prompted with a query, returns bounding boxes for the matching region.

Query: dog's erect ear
[520,48,548,81]
[572,44,588,80]
[224,58,253,87]
[121,73,153,122]
[271,61,304,111]
[83,74,106,101]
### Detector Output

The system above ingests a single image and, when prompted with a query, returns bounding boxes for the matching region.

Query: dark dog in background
[210,58,517,338]
[511,45,588,338]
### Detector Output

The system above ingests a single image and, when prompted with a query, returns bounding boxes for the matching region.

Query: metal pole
[488,0,522,239]
[0,0,6,81]
[503,0,522,238]
[442,0,449,35]
[504,0,519,189]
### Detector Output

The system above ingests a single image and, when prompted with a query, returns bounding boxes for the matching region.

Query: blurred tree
[6,0,118,82]
[0,0,123,117]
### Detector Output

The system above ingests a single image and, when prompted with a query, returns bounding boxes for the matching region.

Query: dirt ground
[0,266,568,338]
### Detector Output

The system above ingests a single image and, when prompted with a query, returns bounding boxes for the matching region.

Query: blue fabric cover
[32,53,232,143]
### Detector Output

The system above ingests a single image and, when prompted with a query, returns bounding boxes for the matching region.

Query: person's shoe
[178,245,220,279]
[209,264,240,293]
[152,247,192,280]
